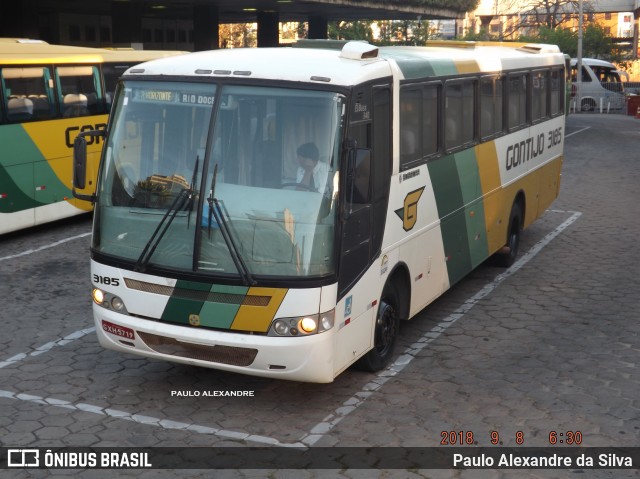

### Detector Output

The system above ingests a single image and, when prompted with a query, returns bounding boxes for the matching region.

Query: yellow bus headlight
[299,317,317,333]
[92,288,105,305]
[269,309,334,337]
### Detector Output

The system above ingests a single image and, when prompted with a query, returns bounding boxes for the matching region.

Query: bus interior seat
[85,92,98,112]
[7,97,34,121]
[63,93,89,117]
[28,94,51,117]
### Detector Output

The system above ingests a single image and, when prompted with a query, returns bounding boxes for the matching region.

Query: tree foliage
[523,0,588,30]
[219,24,256,48]
[328,21,376,42]
[519,24,614,60]
[328,20,434,45]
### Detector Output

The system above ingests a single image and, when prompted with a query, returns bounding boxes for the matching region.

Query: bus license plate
[102,320,135,340]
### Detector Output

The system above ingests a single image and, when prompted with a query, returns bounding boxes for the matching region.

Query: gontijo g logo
[395,187,425,232]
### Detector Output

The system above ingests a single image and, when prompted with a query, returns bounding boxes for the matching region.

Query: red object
[627,95,640,116]
[102,320,135,340]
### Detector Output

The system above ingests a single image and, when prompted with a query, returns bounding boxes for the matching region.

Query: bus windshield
[95,80,344,280]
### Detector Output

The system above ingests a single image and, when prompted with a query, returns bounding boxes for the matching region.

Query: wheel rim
[374,301,397,357]
[582,100,595,111]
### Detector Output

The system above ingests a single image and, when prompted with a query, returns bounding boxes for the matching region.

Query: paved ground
[0,113,639,478]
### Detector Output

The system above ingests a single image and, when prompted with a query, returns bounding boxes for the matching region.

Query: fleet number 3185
[93,275,120,286]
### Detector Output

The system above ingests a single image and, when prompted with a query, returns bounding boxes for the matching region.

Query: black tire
[581,98,596,112]
[355,284,400,372]
[494,202,522,268]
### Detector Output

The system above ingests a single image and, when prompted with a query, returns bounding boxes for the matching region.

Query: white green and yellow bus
[0,39,184,234]
[74,40,565,383]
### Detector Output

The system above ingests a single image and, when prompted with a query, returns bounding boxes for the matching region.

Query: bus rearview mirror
[72,129,104,202]
[73,135,88,190]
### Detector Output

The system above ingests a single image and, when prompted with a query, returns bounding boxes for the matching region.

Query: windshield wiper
[134,157,199,272]
[207,163,256,286]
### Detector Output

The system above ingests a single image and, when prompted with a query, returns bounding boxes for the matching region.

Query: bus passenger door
[336,84,391,372]
[338,83,391,296]
[341,147,373,289]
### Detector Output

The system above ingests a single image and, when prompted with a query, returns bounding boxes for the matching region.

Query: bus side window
[479,75,503,139]
[399,86,422,167]
[400,81,440,167]
[531,70,549,123]
[507,73,527,131]
[1,67,56,122]
[445,80,475,151]
[102,64,132,112]
[550,69,564,116]
[55,65,104,117]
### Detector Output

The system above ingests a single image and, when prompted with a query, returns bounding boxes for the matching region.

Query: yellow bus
[0,39,184,234]
[74,40,565,383]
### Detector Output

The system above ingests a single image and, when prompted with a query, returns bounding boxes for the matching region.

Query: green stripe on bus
[161,280,249,329]
[454,149,490,268]
[429,59,459,77]
[199,284,248,329]
[389,52,436,79]
[428,154,467,285]
[428,150,490,284]
[160,279,213,326]
[0,125,46,212]
[440,211,472,286]
[0,124,73,212]
[0,125,45,167]
[464,201,490,269]
[427,153,463,219]
[0,163,37,213]
[454,149,480,204]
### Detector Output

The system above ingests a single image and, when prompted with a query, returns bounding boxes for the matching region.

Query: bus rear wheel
[494,202,522,268]
[355,284,399,372]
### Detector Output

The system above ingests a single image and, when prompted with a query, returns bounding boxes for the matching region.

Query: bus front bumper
[93,305,337,383]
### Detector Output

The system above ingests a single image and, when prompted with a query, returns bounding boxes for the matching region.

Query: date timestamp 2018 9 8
[440,431,583,446]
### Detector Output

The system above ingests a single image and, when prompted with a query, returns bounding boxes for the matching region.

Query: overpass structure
[0,0,470,51]
[475,0,640,16]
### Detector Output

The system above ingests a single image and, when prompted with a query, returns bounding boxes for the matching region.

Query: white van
[570,58,624,111]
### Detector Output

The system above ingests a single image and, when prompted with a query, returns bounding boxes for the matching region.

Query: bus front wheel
[355,284,399,372]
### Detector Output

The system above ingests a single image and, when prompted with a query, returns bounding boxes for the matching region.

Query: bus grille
[137,331,258,366]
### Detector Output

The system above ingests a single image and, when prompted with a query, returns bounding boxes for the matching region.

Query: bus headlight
[300,317,317,333]
[92,288,105,305]
[111,296,125,311]
[268,309,334,337]
[92,289,129,315]
[273,320,289,335]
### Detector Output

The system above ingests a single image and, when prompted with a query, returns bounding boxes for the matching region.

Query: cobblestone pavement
[0,113,638,478]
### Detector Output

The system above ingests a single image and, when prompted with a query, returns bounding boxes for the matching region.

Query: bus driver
[296,142,328,192]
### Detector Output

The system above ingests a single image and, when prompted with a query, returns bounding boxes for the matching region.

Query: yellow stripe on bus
[475,141,507,254]
[230,287,288,333]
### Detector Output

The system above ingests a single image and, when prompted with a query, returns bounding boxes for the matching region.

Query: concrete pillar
[111,1,143,47]
[193,5,219,51]
[308,15,328,39]
[478,15,494,27]
[257,11,279,47]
